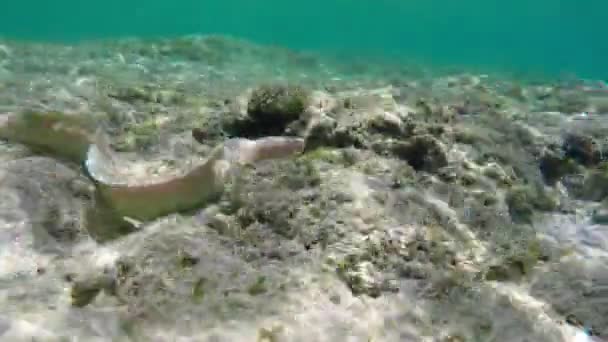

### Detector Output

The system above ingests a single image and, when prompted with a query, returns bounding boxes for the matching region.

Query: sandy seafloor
[0,35,608,342]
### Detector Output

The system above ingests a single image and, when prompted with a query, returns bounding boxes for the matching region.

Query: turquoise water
[1,1,606,79]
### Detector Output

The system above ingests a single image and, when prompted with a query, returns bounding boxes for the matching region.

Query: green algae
[192,277,206,303]
[247,276,268,296]
[580,162,608,201]
[114,117,161,151]
[485,238,544,282]
[275,156,321,190]
[505,184,558,224]
[243,83,310,136]
[300,146,358,167]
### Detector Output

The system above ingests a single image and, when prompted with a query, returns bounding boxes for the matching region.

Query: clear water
[1,0,606,79]
[1,2,608,341]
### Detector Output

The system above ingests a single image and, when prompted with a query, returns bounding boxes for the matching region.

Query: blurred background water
[0,1,606,78]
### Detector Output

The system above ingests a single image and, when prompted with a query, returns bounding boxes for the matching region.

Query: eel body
[1,110,305,222]
[0,111,94,164]
[85,131,305,221]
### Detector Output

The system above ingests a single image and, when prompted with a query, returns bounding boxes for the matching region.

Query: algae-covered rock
[449,89,506,116]
[248,84,309,120]
[589,95,608,114]
[366,111,414,138]
[414,97,456,124]
[335,255,384,298]
[580,164,608,201]
[484,237,546,283]
[391,135,448,172]
[481,162,513,186]
[505,184,558,224]
[109,85,185,106]
[562,133,603,166]
[303,115,364,151]
[539,147,580,184]
[244,83,310,136]
[112,116,167,151]
[539,145,582,185]
[215,84,311,138]
[530,260,608,337]
[0,157,92,245]
[71,272,116,307]
[4,34,599,342]
[592,206,608,225]
[542,89,590,114]
[299,146,359,167]
[247,276,268,296]
[485,261,526,282]
[232,158,321,239]
[109,86,155,103]
[158,35,234,64]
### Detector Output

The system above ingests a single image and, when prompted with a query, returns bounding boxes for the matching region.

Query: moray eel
[1,110,305,223]
[85,129,304,221]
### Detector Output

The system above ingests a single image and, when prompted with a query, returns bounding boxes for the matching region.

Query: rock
[481,162,513,185]
[485,239,545,282]
[71,272,116,307]
[485,262,525,282]
[159,35,229,63]
[589,96,608,114]
[391,135,448,172]
[505,184,558,224]
[336,258,383,298]
[207,108,252,139]
[443,335,466,342]
[539,147,580,184]
[0,44,11,60]
[530,260,608,337]
[367,111,403,135]
[450,91,505,116]
[303,115,364,151]
[0,157,91,246]
[245,84,310,136]
[414,97,456,123]
[303,116,338,151]
[561,173,587,198]
[550,89,589,114]
[214,84,311,139]
[580,166,608,201]
[562,133,602,166]
[109,86,153,103]
[109,85,185,105]
[0,318,59,341]
[592,207,608,225]
[366,111,414,138]
[0,316,9,335]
